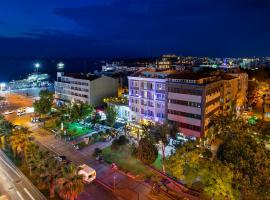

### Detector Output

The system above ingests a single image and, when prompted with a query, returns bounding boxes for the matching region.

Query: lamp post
[57,62,65,70]
[113,175,116,191]
[34,63,40,72]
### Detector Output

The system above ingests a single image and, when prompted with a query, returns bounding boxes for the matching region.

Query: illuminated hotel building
[128,69,175,123]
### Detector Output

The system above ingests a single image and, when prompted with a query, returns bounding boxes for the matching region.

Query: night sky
[0,0,270,58]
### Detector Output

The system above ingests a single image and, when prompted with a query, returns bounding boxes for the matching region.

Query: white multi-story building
[128,69,175,123]
[55,72,119,106]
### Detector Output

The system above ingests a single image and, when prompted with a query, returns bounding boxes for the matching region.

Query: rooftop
[168,73,215,80]
[131,67,177,78]
[63,73,99,81]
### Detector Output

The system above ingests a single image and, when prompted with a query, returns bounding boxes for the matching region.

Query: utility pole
[113,175,116,191]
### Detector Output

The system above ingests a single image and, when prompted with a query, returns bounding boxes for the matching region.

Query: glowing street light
[0,83,6,91]
[34,63,40,72]
[57,62,65,70]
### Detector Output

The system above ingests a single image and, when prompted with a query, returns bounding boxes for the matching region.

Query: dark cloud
[51,0,270,57]
[1,0,270,57]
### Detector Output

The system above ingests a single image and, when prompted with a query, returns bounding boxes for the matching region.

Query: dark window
[168,109,201,119]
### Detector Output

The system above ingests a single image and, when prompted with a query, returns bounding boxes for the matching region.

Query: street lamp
[34,63,40,72]
[57,62,65,70]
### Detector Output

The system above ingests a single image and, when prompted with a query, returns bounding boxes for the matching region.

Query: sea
[0,58,105,82]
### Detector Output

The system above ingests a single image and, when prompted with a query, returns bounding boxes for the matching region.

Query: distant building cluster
[55,54,251,139]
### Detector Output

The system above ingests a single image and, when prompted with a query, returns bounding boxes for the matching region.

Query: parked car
[31,117,40,123]
[78,164,96,183]
[17,108,26,116]
[3,110,14,115]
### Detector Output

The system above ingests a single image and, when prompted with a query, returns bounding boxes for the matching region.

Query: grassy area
[102,146,156,179]
[152,154,162,171]
[65,122,94,137]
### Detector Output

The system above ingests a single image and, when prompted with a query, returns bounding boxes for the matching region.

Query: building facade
[55,72,119,106]
[128,70,174,123]
[167,74,222,138]
[127,68,248,138]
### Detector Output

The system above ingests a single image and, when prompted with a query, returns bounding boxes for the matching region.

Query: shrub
[137,137,158,165]
[202,149,213,159]
[92,133,99,140]
[111,139,120,151]
[93,148,102,157]
[110,135,129,151]
[130,143,138,156]
[118,135,129,145]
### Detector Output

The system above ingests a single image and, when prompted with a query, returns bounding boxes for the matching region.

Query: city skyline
[0,0,270,58]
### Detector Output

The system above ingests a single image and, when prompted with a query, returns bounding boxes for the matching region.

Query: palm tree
[10,127,30,157]
[150,122,177,173]
[0,115,13,147]
[39,156,64,199]
[57,164,84,200]
[24,142,40,175]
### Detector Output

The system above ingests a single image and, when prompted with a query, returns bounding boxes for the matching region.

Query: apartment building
[263,93,270,121]
[55,72,119,106]
[167,74,222,138]
[220,74,239,113]
[128,69,175,123]
[228,72,248,110]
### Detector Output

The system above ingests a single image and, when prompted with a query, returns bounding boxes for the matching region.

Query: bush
[98,131,105,136]
[130,143,138,156]
[110,135,129,151]
[93,148,102,157]
[118,135,129,145]
[202,149,213,159]
[137,137,158,165]
[111,139,120,151]
[92,133,98,139]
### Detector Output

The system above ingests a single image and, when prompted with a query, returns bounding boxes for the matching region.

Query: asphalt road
[0,150,46,200]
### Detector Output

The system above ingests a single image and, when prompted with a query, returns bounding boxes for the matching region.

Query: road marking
[0,156,21,177]
[1,168,14,181]
[16,191,25,200]
[24,188,35,200]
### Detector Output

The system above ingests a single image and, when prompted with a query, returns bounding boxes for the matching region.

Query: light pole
[34,63,40,73]
[113,175,116,191]
[57,62,65,70]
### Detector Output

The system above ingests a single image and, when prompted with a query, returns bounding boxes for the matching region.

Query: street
[0,150,46,200]
[2,92,183,200]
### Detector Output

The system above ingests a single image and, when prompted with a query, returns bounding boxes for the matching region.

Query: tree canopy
[33,90,54,115]
[69,101,94,121]
[105,106,117,127]
[137,137,158,165]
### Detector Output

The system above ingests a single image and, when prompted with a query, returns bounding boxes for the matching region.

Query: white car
[3,110,14,115]
[78,164,96,183]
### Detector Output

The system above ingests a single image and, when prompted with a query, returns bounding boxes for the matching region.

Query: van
[78,164,96,183]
